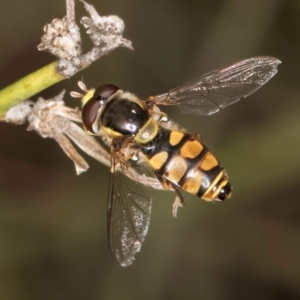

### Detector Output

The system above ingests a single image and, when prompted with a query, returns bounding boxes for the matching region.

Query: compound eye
[82,84,119,134]
[82,98,101,134]
[217,182,232,201]
[93,84,119,101]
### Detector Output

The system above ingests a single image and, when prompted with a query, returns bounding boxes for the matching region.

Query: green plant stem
[0,61,64,117]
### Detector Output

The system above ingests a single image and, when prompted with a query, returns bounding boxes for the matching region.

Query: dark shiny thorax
[100,97,150,136]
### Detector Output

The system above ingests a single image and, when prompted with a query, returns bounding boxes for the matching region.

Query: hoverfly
[71,56,280,266]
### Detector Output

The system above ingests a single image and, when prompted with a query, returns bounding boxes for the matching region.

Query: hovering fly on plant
[71,56,280,266]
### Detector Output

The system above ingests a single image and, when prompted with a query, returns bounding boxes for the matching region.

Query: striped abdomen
[141,128,232,201]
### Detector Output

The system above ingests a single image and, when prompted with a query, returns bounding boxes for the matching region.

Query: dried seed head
[27,91,66,138]
[5,100,34,125]
[80,1,133,50]
[38,16,82,60]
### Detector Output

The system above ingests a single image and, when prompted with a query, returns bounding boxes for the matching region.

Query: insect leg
[170,182,186,205]
[170,182,186,218]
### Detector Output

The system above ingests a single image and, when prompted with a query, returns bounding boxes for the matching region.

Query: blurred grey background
[0,0,300,299]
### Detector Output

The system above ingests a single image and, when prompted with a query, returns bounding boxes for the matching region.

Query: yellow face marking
[148,151,168,170]
[180,140,204,159]
[200,152,219,171]
[169,131,184,146]
[82,88,95,106]
[166,156,187,183]
[182,169,202,194]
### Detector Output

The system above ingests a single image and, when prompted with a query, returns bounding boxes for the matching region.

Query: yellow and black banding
[142,128,225,200]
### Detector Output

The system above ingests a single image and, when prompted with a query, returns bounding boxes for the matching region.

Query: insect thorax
[100,97,149,136]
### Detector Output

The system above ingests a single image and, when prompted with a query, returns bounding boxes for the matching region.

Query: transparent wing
[152,56,281,116]
[107,150,152,267]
